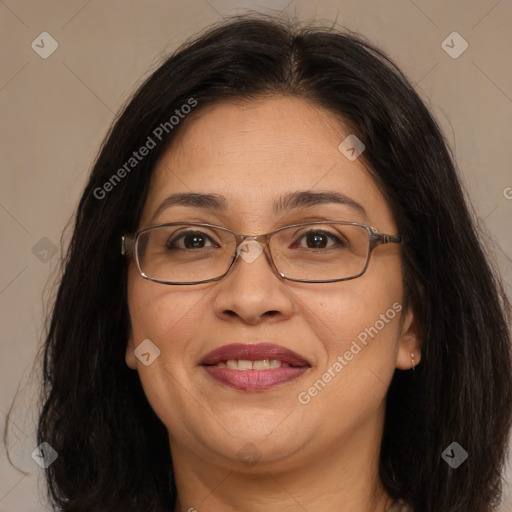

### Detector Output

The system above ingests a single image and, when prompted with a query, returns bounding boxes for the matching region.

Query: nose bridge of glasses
[231,233,276,269]
[235,233,269,246]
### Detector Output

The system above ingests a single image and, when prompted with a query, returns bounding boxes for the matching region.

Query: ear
[395,303,422,370]
[125,329,138,370]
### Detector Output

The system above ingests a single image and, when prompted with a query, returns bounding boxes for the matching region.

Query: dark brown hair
[33,14,512,512]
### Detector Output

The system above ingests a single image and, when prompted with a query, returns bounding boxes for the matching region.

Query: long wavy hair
[32,14,512,512]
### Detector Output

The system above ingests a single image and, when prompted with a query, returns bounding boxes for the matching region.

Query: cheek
[295,277,403,433]
[127,263,206,343]
[126,272,207,428]
[309,265,404,355]
[126,270,205,393]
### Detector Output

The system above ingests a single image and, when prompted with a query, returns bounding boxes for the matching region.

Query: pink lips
[200,343,310,391]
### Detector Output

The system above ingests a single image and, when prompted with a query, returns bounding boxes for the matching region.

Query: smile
[213,359,291,369]
[200,343,310,391]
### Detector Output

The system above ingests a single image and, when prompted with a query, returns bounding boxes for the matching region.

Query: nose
[212,237,295,324]
[236,237,269,266]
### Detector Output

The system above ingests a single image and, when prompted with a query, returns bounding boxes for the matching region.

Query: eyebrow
[152,190,368,221]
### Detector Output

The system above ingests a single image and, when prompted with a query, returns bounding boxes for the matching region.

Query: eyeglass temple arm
[373,233,403,245]
[121,235,135,256]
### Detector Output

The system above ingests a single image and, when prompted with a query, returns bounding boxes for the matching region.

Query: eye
[292,230,347,250]
[165,230,219,250]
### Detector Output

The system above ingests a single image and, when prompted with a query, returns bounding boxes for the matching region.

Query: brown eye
[166,231,217,250]
[291,230,347,250]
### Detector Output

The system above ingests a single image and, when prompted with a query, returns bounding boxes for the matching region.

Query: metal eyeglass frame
[121,220,403,285]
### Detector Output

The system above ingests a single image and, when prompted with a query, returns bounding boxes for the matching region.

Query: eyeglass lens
[135,223,371,284]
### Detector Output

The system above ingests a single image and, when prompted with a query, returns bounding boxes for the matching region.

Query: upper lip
[200,343,310,367]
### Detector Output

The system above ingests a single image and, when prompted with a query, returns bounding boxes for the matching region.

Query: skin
[126,96,421,512]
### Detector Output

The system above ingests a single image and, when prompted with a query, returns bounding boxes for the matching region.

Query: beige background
[1,0,511,510]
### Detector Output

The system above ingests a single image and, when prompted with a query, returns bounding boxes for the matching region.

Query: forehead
[158,96,347,174]
[141,96,395,231]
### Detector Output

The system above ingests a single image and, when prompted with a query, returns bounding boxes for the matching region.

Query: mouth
[200,343,311,391]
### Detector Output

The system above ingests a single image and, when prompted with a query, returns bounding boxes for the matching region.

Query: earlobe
[125,330,138,370]
[396,305,422,370]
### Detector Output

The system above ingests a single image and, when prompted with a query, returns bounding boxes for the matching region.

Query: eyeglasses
[121,221,402,285]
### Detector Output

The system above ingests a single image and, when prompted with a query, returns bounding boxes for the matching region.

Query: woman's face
[126,96,419,473]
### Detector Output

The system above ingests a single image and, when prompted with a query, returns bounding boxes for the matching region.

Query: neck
[170,407,393,512]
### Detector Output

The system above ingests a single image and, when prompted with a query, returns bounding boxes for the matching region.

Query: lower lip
[202,366,309,391]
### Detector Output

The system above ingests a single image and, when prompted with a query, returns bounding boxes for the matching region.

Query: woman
[36,15,512,512]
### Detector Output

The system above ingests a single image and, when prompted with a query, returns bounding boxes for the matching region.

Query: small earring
[411,352,416,371]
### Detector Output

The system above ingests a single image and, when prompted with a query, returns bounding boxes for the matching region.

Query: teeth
[218,359,289,370]
[252,359,270,370]
[237,359,253,370]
